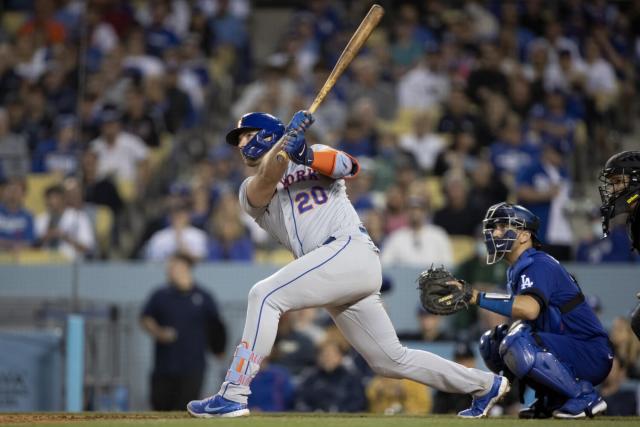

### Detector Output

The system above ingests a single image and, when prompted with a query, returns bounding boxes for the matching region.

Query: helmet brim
[225,127,260,146]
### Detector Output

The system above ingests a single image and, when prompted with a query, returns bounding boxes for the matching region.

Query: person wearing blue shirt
[516,141,573,260]
[465,203,612,419]
[0,178,35,251]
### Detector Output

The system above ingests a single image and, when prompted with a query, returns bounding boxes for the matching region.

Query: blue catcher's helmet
[225,112,285,160]
[482,202,540,264]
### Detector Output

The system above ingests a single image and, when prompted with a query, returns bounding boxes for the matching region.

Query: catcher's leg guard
[499,323,584,399]
[479,324,509,374]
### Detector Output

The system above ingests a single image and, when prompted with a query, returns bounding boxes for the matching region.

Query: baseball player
[187,111,509,418]
[472,203,612,419]
[599,150,640,340]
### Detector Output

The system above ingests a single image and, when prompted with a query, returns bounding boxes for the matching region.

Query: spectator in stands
[32,115,80,175]
[577,223,640,263]
[144,0,180,58]
[145,203,207,262]
[609,317,640,379]
[0,43,20,106]
[22,84,52,152]
[433,171,484,237]
[397,42,450,111]
[206,210,254,262]
[516,141,573,261]
[397,306,451,342]
[437,88,478,138]
[247,356,295,412]
[467,159,509,215]
[35,184,95,260]
[17,0,67,45]
[90,106,150,192]
[366,376,431,415]
[433,129,478,177]
[270,313,315,378]
[399,110,445,174]
[295,339,366,413]
[122,86,161,148]
[347,56,396,120]
[141,252,227,411]
[0,108,29,179]
[336,116,376,158]
[80,150,123,217]
[41,62,76,115]
[489,113,538,178]
[0,178,34,252]
[601,357,639,416]
[381,195,453,268]
[467,42,508,106]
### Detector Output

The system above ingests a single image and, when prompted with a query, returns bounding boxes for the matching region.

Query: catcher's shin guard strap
[225,344,264,385]
[478,292,514,317]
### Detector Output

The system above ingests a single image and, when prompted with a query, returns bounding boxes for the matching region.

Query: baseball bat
[277,4,385,161]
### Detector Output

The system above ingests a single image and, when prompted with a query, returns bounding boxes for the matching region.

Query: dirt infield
[0,412,186,424]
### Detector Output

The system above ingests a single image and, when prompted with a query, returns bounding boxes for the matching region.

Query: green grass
[1,413,639,427]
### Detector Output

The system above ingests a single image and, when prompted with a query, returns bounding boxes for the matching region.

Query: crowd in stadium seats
[0,0,639,265]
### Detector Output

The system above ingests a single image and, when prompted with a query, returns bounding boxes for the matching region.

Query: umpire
[599,150,640,340]
[141,252,227,410]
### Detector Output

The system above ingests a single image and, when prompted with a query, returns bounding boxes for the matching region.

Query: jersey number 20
[295,186,328,214]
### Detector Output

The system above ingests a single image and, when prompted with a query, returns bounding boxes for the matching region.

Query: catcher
[418,202,612,419]
[599,150,640,340]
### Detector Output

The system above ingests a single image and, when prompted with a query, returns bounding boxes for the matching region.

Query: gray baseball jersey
[240,156,376,257]
[216,146,498,407]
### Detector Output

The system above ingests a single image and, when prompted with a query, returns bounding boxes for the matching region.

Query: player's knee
[247,280,270,305]
[479,324,509,374]
[499,323,538,378]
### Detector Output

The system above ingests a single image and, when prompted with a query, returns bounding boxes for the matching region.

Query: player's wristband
[477,292,514,318]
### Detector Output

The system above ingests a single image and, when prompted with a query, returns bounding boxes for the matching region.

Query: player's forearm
[246,141,288,207]
[472,291,539,320]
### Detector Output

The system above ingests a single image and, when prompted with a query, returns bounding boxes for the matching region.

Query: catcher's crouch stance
[187,111,509,418]
[420,203,612,419]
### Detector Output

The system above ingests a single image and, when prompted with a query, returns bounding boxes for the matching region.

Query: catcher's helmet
[598,151,640,237]
[225,112,285,160]
[482,202,540,264]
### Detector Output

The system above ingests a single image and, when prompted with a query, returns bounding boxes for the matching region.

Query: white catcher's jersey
[240,159,376,258]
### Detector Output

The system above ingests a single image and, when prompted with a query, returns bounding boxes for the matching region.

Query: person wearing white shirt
[90,107,150,186]
[397,48,450,112]
[35,185,95,260]
[399,111,445,173]
[381,196,453,268]
[145,205,208,262]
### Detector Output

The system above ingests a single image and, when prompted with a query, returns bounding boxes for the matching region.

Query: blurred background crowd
[1,0,640,415]
[1,0,639,264]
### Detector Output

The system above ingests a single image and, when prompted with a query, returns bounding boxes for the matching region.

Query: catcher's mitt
[417,265,473,315]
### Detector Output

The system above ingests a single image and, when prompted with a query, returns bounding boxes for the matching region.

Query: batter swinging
[187,111,509,418]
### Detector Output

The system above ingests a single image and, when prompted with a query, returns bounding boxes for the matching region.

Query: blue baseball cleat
[187,394,250,418]
[458,375,510,418]
[552,390,607,419]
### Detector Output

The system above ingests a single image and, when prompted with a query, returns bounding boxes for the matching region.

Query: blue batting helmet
[225,112,285,160]
[482,202,540,264]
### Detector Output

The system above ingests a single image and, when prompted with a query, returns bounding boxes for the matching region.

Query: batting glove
[286,110,315,134]
[283,130,314,166]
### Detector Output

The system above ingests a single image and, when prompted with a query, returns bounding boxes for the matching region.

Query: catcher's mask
[225,112,285,161]
[482,202,540,265]
[598,151,640,237]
